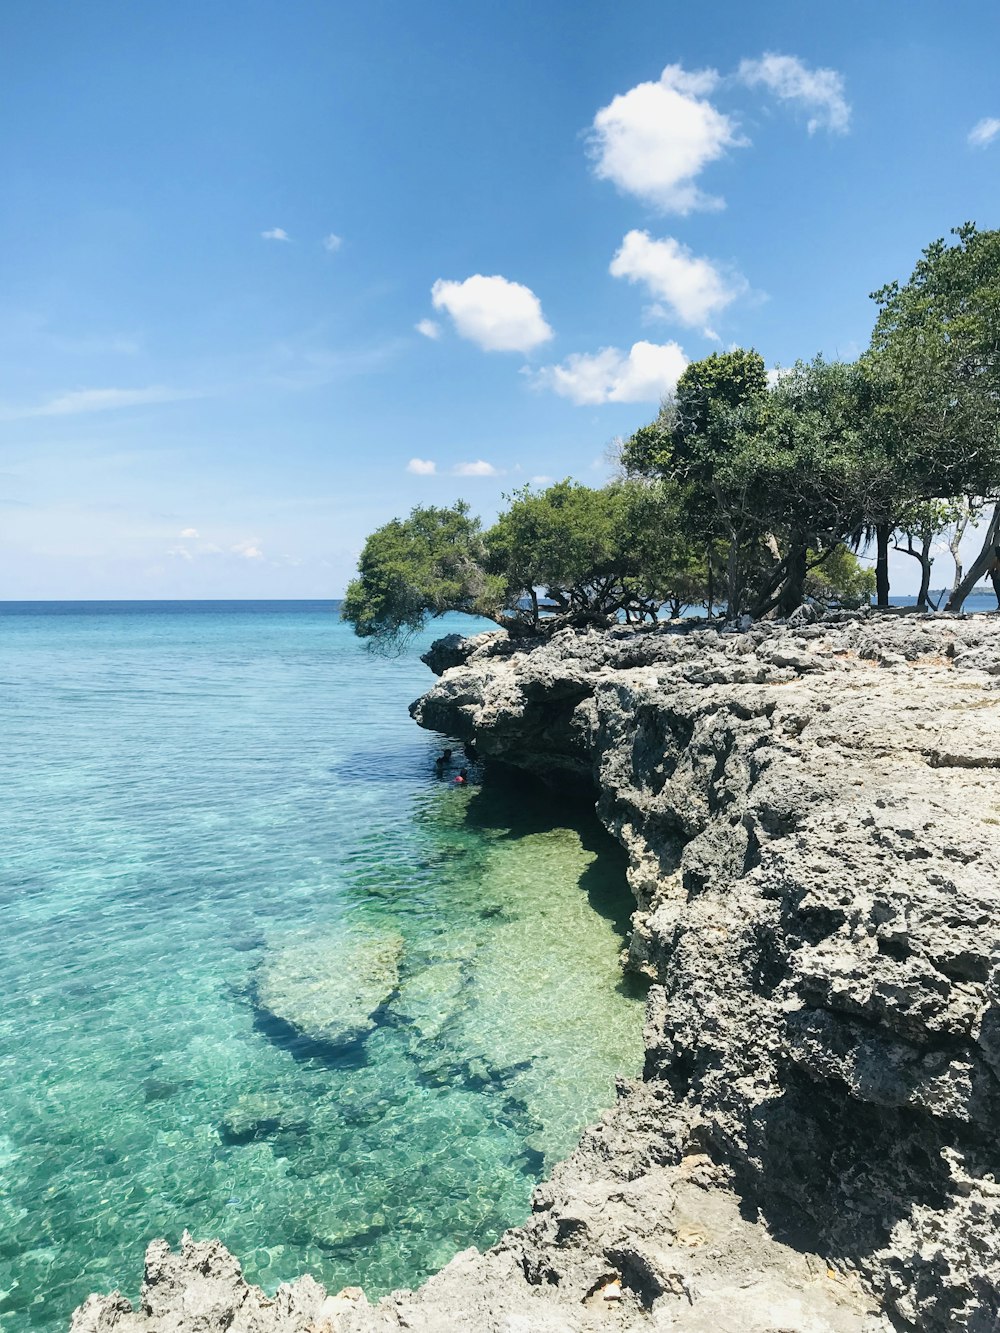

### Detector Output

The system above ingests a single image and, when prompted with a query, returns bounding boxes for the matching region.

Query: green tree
[718,357,872,616]
[486,480,625,626]
[341,502,503,651]
[804,544,876,608]
[867,223,1000,610]
[343,481,713,651]
[623,352,874,619]
[621,349,770,617]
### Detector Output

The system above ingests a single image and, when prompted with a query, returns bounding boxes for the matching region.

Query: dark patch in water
[249,1002,371,1070]
[518,1145,546,1176]
[230,935,265,953]
[143,1077,194,1104]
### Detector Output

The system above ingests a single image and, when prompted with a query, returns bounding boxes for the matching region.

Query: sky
[1,0,999,598]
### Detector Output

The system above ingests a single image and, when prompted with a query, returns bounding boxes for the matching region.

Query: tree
[804,544,876,608]
[867,224,1000,610]
[486,481,626,626]
[719,357,873,617]
[343,481,711,651]
[621,350,770,617]
[615,480,713,619]
[341,502,503,652]
[623,353,875,619]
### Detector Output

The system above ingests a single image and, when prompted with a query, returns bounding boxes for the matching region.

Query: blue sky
[1,0,998,598]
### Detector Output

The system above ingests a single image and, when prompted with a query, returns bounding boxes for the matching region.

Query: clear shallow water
[0,602,644,1331]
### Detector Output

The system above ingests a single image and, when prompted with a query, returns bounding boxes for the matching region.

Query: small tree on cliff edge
[342,502,505,652]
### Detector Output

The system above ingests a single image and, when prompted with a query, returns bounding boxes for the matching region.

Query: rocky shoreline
[71,611,1000,1331]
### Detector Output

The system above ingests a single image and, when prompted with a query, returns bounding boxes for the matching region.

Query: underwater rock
[253,927,403,1056]
[389,955,470,1044]
[218,1094,310,1145]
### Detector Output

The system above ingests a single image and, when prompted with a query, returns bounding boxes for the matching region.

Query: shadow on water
[461,767,639,936]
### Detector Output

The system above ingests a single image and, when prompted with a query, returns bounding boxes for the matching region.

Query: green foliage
[805,545,876,607]
[868,223,1000,499]
[487,478,708,624]
[616,480,711,618]
[486,480,623,617]
[343,480,713,649]
[718,358,870,541]
[674,348,769,452]
[341,502,503,652]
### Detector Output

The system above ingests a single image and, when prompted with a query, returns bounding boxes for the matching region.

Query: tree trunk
[949,505,971,597]
[726,538,742,620]
[946,504,1000,610]
[917,525,934,611]
[776,537,808,617]
[706,549,714,620]
[875,522,891,608]
[991,564,1000,609]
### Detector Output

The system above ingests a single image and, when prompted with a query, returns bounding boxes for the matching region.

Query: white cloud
[407,458,437,475]
[452,460,501,477]
[738,53,850,134]
[430,275,553,353]
[530,475,554,485]
[415,318,442,340]
[179,527,200,539]
[610,230,747,334]
[588,63,742,213]
[322,232,343,251]
[6,386,193,419]
[529,340,688,406]
[232,539,264,560]
[261,227,291,241]
[167,545,194,562]
[969,117,1000,148]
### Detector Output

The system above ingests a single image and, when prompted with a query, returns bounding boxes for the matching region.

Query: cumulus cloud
[179,527,200,539]
[610,230,747,334]
[262,227,291,241]
[738,53,850,134]
[322,232,343,251]
[232,539,264,560]
[969,117,1000,148]
[407,458,437,475]
[415,318,442,339]
[452,460,501,477]
[430,275,553,353]
[588,63,742,213]
[529,341,688,406]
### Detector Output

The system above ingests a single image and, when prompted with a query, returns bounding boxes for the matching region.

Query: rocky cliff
[71,611,1000,1332]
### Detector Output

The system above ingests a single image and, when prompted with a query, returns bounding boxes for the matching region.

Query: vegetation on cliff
[344,225,1000,647]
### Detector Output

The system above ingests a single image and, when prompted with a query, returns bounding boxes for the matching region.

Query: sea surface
[0,602,645,1331]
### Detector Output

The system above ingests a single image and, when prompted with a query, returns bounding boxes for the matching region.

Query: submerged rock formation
[252,926,403,1056]
[72,611,1000,1331]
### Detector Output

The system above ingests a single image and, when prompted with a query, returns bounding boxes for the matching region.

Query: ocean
[0,602,645,1331]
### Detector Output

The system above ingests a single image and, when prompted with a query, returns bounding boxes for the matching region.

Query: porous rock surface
[72,611,1000,1331]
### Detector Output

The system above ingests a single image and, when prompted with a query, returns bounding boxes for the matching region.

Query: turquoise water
[0,602,644,1331]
